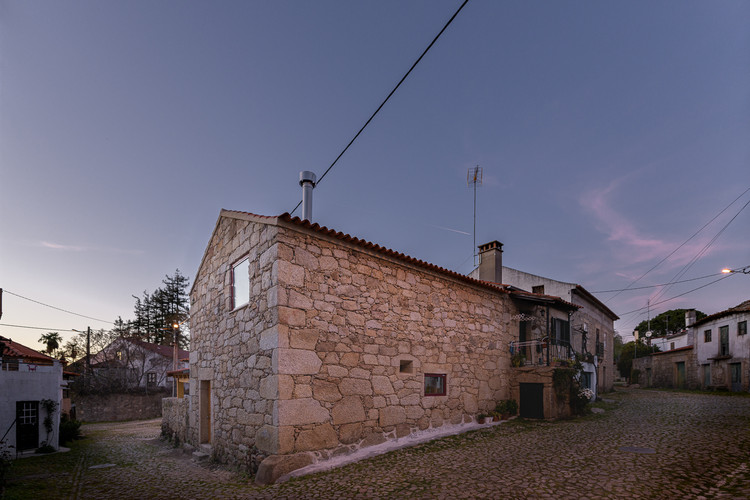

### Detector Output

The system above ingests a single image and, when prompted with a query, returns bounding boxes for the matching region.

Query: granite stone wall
[184,212,522,470]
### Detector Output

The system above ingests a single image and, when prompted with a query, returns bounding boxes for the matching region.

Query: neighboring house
[695,300,750,391]
[634,303,750,391]
[645,329,690,353]
[0,336,63,453]
[164,210,588,484]
[86,337,189,392]
[470,256,619,395]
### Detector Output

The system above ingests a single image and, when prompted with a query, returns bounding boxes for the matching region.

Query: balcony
[510,338,575,367]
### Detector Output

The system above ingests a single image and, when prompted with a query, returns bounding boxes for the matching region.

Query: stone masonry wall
[271,223,518,461]
[187,215,280,465]
[162,397,188,443]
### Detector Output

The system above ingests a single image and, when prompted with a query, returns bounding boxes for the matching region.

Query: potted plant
[477,413,493,424]
[511,352,526,367]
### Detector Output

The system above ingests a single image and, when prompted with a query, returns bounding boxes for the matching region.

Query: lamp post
[172,323,179,397]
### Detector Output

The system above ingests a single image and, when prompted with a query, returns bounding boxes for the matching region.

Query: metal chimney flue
[299,171,317,222]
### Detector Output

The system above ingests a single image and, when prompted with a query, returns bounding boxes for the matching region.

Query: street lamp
[172,323,179,397]
[722,266,750,275]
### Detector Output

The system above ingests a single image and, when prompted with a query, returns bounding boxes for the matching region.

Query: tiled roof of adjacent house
[693,299,750,327]
[209,210,578,310]
[0,336,57,363]
[130,339,189,360]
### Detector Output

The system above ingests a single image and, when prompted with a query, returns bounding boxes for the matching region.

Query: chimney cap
[299,171,317,186]
[478,241,503,252]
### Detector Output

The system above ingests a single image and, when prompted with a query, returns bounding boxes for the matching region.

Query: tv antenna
[467,166,483,266]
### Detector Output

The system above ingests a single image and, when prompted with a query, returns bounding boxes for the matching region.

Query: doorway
[519,383,544,419]
[199,380,211,444]
[675,362,686,388]
[730,363,742,392]
[16,401,39,451]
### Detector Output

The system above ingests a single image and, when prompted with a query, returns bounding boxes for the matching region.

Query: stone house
[472,258,619,395]
[634,302,750,391]
[0,336,63,453]
[167,210,584,483]
[694,300,749,391]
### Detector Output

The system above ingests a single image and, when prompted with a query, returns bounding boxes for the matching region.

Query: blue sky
[1,0,748,350]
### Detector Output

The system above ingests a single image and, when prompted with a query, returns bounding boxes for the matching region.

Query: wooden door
[16,401,39,451]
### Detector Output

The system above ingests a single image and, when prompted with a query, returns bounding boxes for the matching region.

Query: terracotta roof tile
[0,336,56,363]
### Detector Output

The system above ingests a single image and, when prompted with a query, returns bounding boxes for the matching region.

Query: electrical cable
[604,185,750,302]
[590,272,723,293]
[0,323,79,332]
[290,0,471,215]
[2,289,114,325]
[616,273,736,317]
[649,197,750,306]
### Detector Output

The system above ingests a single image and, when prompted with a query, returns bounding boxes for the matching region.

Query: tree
[613,333,624,363]
[38,332,62,356]
[617,341,659,380]
[634,309,707,338]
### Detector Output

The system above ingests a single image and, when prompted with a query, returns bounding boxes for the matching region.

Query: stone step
[192,451,210,462]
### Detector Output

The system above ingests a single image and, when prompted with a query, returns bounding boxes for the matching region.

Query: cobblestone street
[6,388,750,499]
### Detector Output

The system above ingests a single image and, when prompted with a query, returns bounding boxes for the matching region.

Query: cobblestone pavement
[6,389,750,499]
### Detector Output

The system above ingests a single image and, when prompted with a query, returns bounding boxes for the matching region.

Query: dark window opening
[399,360,414,374]
[147,372,157,387]
[532,285,545,295]
[719,326,729,356]
[424,374,446,396]
[739,321,747,336]
[704,330,712,342]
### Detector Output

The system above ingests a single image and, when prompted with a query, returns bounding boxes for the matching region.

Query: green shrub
[59,416,82,446]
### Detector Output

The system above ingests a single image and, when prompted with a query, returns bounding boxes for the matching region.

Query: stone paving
[5,388,750,499]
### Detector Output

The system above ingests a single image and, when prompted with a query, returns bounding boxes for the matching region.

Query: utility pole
[467,166,483,267]
[172,323,179,397]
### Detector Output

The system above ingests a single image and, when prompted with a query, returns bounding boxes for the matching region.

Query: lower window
[424,374,446,396]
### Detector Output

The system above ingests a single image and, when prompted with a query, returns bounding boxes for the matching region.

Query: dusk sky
[1,1,748,352]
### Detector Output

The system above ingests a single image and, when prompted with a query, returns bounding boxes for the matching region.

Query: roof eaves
[573,285,620,320]
[277,213,513,298]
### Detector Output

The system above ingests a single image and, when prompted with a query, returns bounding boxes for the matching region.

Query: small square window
[532,285,545,294]
[704,330,712,343]
[232,257,250,309]
[399,360,414,374]
[424,374,446,396]
[739,321,747,336]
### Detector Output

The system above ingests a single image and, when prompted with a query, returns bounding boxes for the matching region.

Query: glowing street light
[722,266,750,275]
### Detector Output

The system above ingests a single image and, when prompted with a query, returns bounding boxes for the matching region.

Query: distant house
[85,337,189,392]
[695,300,750,391]
[634,302,750,391]
[163,210,595,484]
[0,336,63,453]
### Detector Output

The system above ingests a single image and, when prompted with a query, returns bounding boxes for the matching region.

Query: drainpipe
[546,305,550,366]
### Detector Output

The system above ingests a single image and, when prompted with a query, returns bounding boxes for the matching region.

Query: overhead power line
[291,0,471,215]
[605,185,750,302]
[590,272,724,293]
[3,289,114,325]
[617,273,736,318]
[0,323,79,332]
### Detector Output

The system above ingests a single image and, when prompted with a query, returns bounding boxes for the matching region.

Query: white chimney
[299,171,317,222]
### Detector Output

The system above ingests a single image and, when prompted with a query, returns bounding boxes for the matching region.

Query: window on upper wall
[704,330,712,342]
[551,318,570,346]
[532,285,545,294]
[719,326,729,356]
[232,257,250,309]
[147,372,156,387]
[739,321,747,336]
[424,374,446,396]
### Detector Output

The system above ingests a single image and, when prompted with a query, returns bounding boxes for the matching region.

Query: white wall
[695,311,750,364]
[0,360,62,451]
